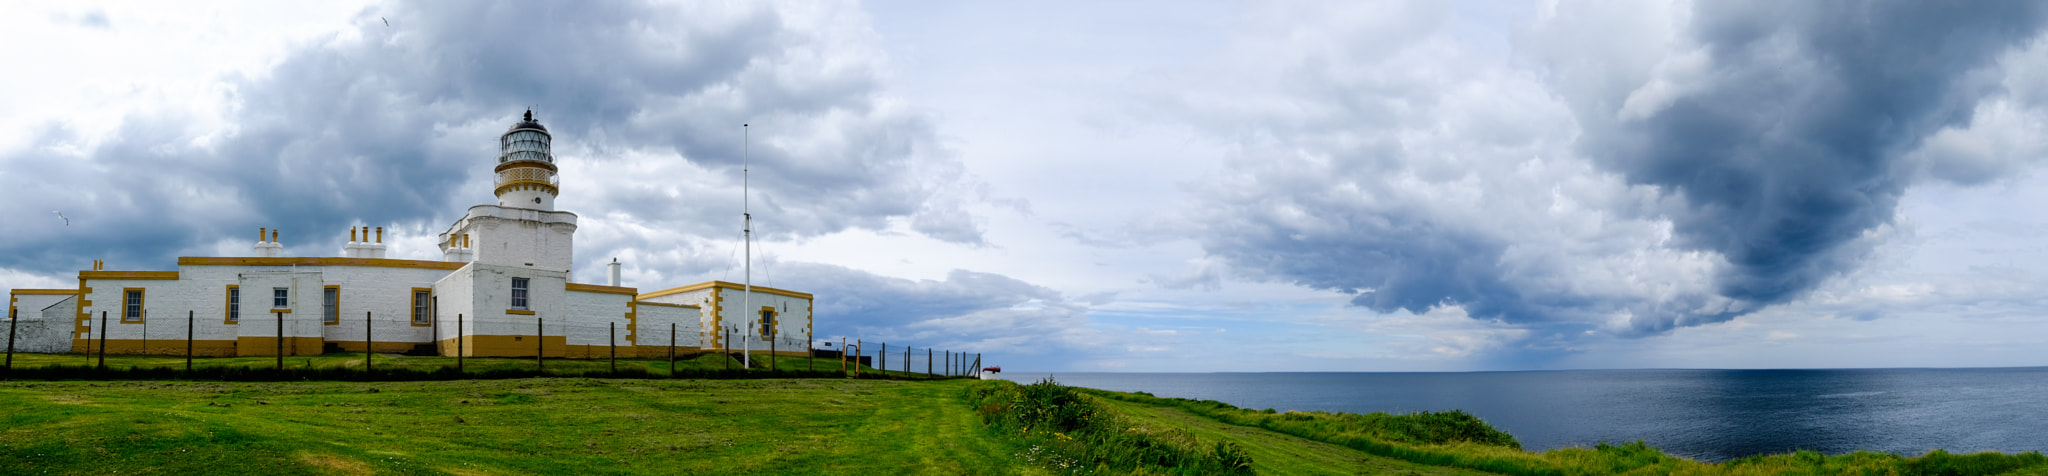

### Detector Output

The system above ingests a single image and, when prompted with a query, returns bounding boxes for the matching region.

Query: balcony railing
[496,167,558,186]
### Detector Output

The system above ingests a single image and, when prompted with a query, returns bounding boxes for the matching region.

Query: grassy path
[1096,396,1498,476]
[0,378,1037,475]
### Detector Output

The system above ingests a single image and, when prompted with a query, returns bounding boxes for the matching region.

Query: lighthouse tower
[496,110,558,211]
[438,110,578,271]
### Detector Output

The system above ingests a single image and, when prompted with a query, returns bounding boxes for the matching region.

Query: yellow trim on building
[9,289,80,295]
[565,283,638,295]
[506,309,536,315]
[410,288,435,327]
[633,301,700,309]
[81,271,180,280]
[177,257,468,270]
[637,280,813,301]
[435,334,568,357]
[120,288,147,323]
[709,287,724,350]
[224,285,241,325]
[323,285,342,325]
[72,277,91,353]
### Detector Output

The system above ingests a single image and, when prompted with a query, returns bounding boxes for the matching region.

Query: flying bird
[381,17,389,27]
[51,210,68,226]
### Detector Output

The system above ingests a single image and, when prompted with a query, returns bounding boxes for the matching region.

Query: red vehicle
[982,366,1001,373]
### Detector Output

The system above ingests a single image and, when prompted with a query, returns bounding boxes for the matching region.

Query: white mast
[742,123,753,368]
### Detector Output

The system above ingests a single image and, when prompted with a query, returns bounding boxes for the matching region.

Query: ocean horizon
[999,366,2048,462]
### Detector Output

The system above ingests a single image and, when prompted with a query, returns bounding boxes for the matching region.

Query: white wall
[713,288,812,353]
[460,263,568,340]
[563,289,631,347]
[633,303,701,348]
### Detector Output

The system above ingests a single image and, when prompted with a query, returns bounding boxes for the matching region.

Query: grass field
[0,378,1034,475]
[9,363,2048,475]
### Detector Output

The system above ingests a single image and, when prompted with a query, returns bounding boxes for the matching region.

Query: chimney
[255,227,283,258]
[367,226,387,259]
[607,258,622,287]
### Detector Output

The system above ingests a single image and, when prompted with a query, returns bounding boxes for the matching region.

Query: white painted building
[6,111,813,359]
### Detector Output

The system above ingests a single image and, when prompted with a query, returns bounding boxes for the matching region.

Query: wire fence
[1,308,986,382]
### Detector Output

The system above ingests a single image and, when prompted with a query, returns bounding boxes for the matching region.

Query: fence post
[456,313,463,374]
[725,328,732,371]
[5,307,18,374]
[840,337,847,373]
[880,342,886,376]
[609,321,617,374]
[366,311,374,372]
[536,317,544,375]
[974,354,981,378]
[669,322,676,376]
[185,310,193,371]
[905,346,910,374]
[855,339,862,377]
[927,348,932,377]
[771,334,777,373]
[98,311,108,370]
[276,311,284,370]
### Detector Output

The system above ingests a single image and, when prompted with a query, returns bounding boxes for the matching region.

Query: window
[510,278,529,310]
[760,308,775,338]
[411,290,431,325]
[323,286,340,324]
[123,289,145,322]
[226,286,240,323]
[273,288,289,309]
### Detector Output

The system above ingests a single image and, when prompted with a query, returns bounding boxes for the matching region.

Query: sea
[996,368,2048,462]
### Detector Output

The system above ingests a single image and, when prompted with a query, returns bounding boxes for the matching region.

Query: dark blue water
[999,368,2048,462]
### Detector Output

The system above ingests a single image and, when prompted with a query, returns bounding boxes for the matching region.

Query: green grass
[1088,388,2048,476]
[967,378,1255,475]
[0,378,1039,475]
[1094,392,1495,475]
[7,363,2046,475]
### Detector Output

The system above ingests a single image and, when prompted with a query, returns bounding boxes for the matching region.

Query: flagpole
[742,123,753,369]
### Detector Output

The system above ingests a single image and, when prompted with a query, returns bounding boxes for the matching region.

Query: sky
[6,0,2048,372]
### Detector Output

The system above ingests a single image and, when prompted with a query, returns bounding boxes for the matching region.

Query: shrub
[967,378,1253,475]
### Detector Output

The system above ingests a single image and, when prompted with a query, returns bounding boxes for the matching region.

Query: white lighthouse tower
[496,110,558,211]
[438,110,578,271]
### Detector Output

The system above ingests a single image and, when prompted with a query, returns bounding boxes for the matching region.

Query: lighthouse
[496,109,559,211]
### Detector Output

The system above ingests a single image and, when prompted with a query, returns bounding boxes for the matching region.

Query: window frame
[121,288,146,323]
[272,287,289,311]
[759,307,776,340]
[323,285,341,325]
[510,277,530,310]
[225,285,240,324]
[410,288,433,327]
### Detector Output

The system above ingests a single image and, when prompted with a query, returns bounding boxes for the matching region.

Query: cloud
[1169,1,2048,340]
[0,0,977,281]
[771,261,1114,360]
[1551,1,2048,307]
[1166,1,1729,338]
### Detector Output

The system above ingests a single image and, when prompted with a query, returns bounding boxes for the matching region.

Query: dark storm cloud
[1583,1,2048,306]
[0,0,968,277]
[1184,1,2048,338]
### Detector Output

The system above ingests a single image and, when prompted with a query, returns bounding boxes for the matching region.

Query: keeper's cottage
[7,111,812,358]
